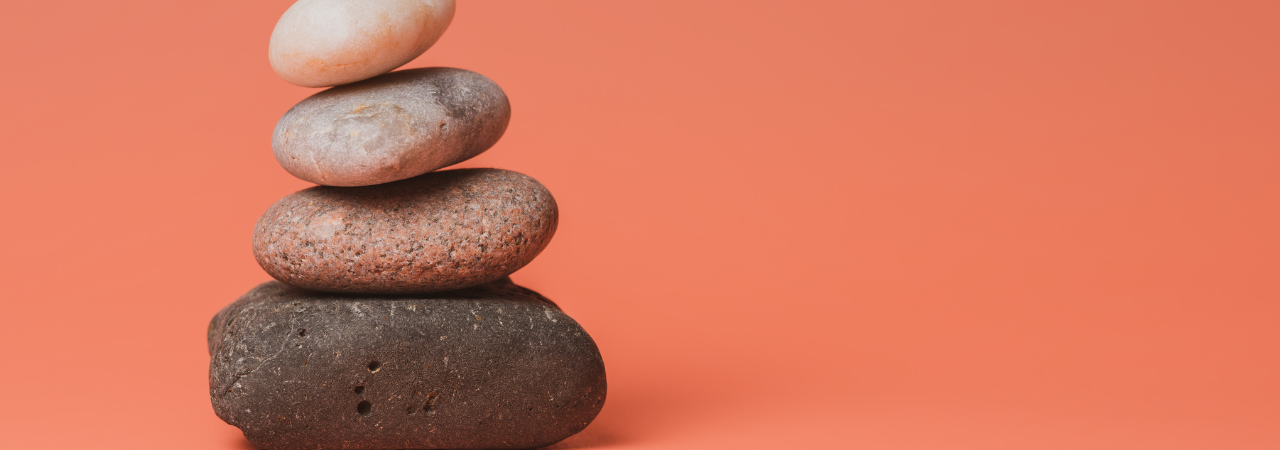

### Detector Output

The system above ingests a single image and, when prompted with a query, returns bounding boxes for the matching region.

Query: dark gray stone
[208,278,606,450]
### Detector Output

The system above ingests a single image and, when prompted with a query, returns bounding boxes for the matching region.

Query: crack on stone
[217,307,298,400]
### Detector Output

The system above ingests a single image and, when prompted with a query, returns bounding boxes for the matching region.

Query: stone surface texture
[273,67,510,187]
[253,168,557,294]
[269,0,455,87]
[208,278,606,450]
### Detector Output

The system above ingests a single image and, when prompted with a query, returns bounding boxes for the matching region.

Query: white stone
[269,0,455,87]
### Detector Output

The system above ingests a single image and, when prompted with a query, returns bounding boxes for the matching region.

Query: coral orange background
[2,1,1278,448]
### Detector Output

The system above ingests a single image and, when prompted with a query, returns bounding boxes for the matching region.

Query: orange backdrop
[1,1,1278,448]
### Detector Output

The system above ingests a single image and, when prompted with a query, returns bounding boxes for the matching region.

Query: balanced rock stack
[207,2,606,449]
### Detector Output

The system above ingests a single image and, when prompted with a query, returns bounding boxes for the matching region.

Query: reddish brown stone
[253,168,557,294]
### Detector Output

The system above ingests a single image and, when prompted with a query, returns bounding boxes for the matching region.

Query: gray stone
[273,67,510,186]
[208,278,606,450]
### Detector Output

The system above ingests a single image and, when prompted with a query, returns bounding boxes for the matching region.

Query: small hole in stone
[354,386,364,395]
[367,361,381,372]
[424,391,439,414]
[357,401,372,417]
[405,404,416,415]
[298,329,307,337]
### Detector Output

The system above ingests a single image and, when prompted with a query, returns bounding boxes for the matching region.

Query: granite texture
[269,0,455,87]
[272,67,510,187]
[208,278,606,450]
[253,168,557,294]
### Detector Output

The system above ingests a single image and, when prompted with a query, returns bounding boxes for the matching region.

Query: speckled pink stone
[269,0,455,87]
[253,168,557,294]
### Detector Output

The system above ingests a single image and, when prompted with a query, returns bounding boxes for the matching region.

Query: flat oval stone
[253,168,557,294]
[208,278,607,450]
[269,0,456,87]
[273,67,511,187]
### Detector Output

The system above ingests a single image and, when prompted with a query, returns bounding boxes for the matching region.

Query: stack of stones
[206,2,606,449]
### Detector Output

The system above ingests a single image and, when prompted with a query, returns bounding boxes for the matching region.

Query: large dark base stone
[208,278,606,450]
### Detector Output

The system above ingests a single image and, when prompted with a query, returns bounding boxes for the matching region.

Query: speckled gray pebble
[208,278,606,450]
[273,67,510,186]
[253,168,557,295]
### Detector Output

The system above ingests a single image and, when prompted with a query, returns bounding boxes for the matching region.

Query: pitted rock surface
[273,67,510,186]
[253,168,556,294]
[208,278,606,450]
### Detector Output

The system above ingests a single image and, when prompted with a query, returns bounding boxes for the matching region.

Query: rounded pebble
[253,168,557,294]
[269,0,456,87]
[273,67,510,187]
